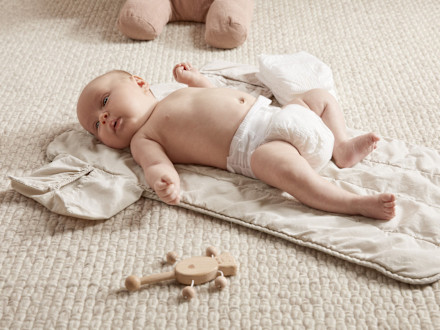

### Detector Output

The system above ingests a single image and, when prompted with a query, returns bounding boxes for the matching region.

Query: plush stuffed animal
[118,0,254,49]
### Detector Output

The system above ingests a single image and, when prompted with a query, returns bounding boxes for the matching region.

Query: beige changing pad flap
[9,54,440,285]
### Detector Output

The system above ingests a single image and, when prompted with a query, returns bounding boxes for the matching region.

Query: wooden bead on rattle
[206,246,219,257]
[182,285,196,300]
[215,275,227,289]
[166,251,178,264]
[125,275,141,292]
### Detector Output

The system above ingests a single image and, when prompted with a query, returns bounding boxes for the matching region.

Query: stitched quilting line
[319,173,440,211]
[175,166,440,247]
[180,169,303,206]
[322,175,440,210]
[51,166,94,190]
[9,166,94,191]
[9,175,47,191]
[179,165,440,212]
[363,157,440,178]
[381,229,440,246]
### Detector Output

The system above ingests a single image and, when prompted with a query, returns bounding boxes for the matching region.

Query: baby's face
[77,71,154,149]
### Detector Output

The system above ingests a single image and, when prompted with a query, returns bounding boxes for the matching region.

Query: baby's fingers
[154,177,171,191]
[173,62,193,79]
[172,65,181,80]
[178,62,192,70]
[159,184,180,205]
[154,179,180,205]
[163,188,180,205]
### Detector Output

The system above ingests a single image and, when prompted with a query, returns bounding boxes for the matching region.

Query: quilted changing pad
[9,53,440,285]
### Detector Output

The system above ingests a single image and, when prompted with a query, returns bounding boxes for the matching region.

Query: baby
[77,63,396,220]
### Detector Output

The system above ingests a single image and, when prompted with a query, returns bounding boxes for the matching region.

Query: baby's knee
[284,94,310,109]
[305,89,336,105]
[285,89,331,109]
[299,89,336,113]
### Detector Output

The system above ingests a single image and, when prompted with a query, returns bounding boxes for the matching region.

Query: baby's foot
[355,193,396,220]
[333,133,380,168]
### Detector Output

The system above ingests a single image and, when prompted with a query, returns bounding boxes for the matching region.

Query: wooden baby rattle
[125,246,238,300]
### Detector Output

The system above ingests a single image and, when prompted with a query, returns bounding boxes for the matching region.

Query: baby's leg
[250,141,395,220]
[287,89,379,168]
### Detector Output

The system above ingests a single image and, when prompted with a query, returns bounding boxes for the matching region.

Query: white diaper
[226,96,274,178]
[227,96,334,178]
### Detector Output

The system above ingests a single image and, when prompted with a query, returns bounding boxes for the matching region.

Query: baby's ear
[132,75,149,90]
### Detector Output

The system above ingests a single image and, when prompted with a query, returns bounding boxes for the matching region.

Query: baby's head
[77,70,155,149]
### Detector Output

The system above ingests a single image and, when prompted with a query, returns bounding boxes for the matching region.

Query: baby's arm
[173,62,214,88]
[131,138,180,205]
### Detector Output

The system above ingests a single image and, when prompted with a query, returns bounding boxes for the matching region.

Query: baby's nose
[99,112,109,124]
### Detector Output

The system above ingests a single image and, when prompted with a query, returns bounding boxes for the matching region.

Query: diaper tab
[226,96,273,178]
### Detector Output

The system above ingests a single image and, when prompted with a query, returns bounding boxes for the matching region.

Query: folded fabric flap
[48,167,144,220]
[47,129,148,188]
[9,155,94,194]
[10,154,144,220]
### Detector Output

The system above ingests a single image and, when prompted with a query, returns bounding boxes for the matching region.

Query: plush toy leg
[118,0,172,40]
[205,0,254,49]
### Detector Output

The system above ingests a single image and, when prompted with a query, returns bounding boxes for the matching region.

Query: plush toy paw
[204,0,253,48]
[118,0,254,49]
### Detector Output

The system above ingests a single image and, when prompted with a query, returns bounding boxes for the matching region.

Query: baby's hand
[173,62,203,86]
[154,175,180,205]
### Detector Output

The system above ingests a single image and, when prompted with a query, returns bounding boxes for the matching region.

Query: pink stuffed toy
[118,0,254,49]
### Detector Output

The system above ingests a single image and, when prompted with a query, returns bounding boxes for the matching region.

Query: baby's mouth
[111,118,121,132]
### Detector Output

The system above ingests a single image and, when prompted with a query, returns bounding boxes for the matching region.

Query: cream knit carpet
[1,0,439,328]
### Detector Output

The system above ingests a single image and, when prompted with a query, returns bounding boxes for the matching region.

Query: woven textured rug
[1,0,439,328]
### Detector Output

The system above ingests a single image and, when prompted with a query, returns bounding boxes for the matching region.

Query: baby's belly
[164,121,240,169]
[150,88,257,168]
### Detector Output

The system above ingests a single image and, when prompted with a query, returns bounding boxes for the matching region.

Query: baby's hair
[87,69,133,87]
[105,69,132,78]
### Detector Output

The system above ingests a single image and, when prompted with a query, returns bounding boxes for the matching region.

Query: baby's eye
[95,121,100,129]
[103,96,109,106]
